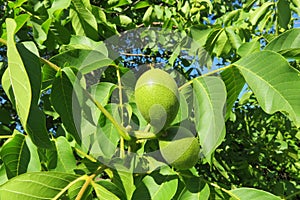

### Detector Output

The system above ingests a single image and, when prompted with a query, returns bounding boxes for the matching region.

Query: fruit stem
[74,147,98,162]
[0,135,13,139]
[40,57,61,72]
[208,182,240,200]
[143,123,152,132]
[116,66,124,125]
[84,90,132,141]
[178,65,233,91]
[133,130,161,140]
[115,66,127,156]
[120,137,125,158]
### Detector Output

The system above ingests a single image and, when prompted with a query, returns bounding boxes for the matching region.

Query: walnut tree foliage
[0,0,299,199]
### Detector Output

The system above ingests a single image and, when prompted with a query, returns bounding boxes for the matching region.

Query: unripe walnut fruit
[159,126,200,170]
[135,69,179,130]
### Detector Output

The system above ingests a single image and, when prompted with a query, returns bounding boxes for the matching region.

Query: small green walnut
[135,68,179,131]
[159,126,200,170]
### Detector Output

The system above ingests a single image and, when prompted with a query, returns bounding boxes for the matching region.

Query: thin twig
[0,135,13,139]
[0,38,7,46]
[53,176,86,200]
[75,174,96,200]
[120,52,151,57]
[74,147,97,163]
[75,165,107,200]
[39,57,60,72]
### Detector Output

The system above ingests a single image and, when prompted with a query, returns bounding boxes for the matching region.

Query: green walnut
[135,68,179,131]
[159,126,200,170]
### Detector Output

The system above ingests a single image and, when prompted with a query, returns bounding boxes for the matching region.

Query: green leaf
[133,1,150,10]
[193,77,227,159]
[31,19,48,46]
[48,0,71,16]
[230,187,281,200]
[6,18,31,126]
[1,68,15,106]
[0,14,30,40]
[213,29,231,57]
[221,66,245,120]
[64,35,108,54]
[223,9,241,26]
[235,51,300,127]
[112,170,135,200]
[93,104,120,159]
[190,27,212,47]
[3,29,52,148]
[47,20,71,45]
[0,131,30,179]
[178,177,210,200]
[15,42,40,104]
[25,136,41,173]
[50,68,81,143]
[116,15,132,26]
[87,82,117,125]
[49,49,112,74]
[291,0,300,15]
[53,136,77,173]
[172,91,189,125]
[17,42,53,148]
[264,28,300,59]
[68,179,93,199]
[277,0,291,29]
[70,0,99,40]
[0,124,12,135]
[237,38,260,57]
[225,27,242,50]
[249,2,273,26]
[93,180,125,200]
[0,165,8,185]
[26,105,53,149]
[15,14,30,33]
[143,6,153,24]
[132,170,178,200]
[0,172,80,199]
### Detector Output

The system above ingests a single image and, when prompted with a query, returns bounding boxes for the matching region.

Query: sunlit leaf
[49,49,112,74]
[112,170,135,200]
[221,66,245,120]
[132,169,178,200]
[50,68,81,143]
[6,18,31,126]
[193,76,226,159]
[237,38,260,57]
[93,180,125,200]
[48,0,71,16]
[235,51,300,127]
[249,2,273,26]
[265,28,300,59]
[53,136,77,173]
[0,172,80,199]
[0,131,30,179]
[225,27,242,50]
[70,0,99,40]
[178,177,210,200]
[230,187,281,200]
